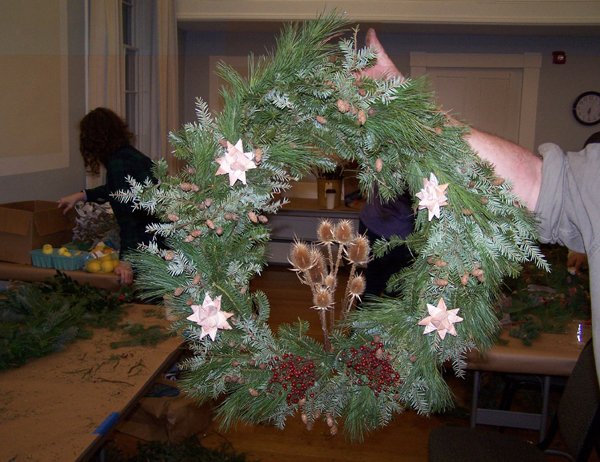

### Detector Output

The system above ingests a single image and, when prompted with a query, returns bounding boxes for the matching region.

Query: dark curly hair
[79,107,133,174]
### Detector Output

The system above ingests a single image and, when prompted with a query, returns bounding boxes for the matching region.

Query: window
[122,0,138,136]
[121,0,153,155]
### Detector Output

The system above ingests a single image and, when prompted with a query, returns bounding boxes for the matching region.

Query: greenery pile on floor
[500,244,591,345]
[105,436,257,462]
[0,271,134,370]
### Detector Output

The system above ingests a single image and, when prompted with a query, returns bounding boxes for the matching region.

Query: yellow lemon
[86,259,102,273]
[42,244,53,255]
[100,259,117,273]
[100,253,117,262]
[63,251,72,257]
[58,247,69,256]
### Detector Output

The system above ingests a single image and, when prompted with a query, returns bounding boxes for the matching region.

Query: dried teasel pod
[313,286,333,310]
[173,287,184,297]
[258,215,269,224]
[167,213,179,222]
[164,250,175,261]
[333,220,354,244]
[316,115,327,124]
[434,278,449,287]
[289,241,314,272]
[317,219,335,243]
[249,388,259,397]
[348,274,366,299]
[346,235,370,265]
[375,157,383,172]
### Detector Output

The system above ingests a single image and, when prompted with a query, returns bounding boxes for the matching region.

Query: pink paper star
[418,297,463,340]
[215,139,256,186]
[187,294,233,341]
[416,173,448,221]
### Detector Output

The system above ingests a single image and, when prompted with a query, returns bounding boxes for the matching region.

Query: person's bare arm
[465,129,542,210]
[363,28,542,211]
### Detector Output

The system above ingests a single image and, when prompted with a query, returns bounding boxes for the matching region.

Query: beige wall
[0,0,86,203]
[180,26,600,153]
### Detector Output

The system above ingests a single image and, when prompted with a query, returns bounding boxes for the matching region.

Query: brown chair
[428,340,600,461]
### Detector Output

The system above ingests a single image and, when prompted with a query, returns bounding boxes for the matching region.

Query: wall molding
[176,0,600,26]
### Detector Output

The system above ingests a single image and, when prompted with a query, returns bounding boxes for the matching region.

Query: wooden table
[0,261,120,291]
[466,323,591,440]
[0,304,183,462]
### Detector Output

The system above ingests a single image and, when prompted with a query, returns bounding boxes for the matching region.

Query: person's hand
[567,250,587,275]
[115,261,134,285]
[359,28,404,81]
[57,191,86,214]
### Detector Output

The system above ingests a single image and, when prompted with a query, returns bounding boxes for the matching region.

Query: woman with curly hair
[58,107,158,284]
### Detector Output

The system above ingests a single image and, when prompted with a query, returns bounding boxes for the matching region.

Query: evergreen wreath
[117,15,547,441]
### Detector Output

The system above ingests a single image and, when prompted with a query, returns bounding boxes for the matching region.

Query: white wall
[179,25,600,152]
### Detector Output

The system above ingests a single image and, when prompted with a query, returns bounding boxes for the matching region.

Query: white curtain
[87,0,124,116]
[151,0,180,172]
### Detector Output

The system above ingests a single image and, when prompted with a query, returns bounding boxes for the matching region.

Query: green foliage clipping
[501,244,590,345]
[116,15,546,441]
[0,272,128,370]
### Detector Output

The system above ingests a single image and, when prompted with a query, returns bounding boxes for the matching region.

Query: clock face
[573,91,600,126]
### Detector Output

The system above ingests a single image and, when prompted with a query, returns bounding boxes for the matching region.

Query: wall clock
[573,91,600,125]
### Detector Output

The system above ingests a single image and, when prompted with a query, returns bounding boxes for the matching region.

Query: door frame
[410,52,541,150]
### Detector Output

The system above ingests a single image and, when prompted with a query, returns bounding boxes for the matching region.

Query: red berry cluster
[343,342,401,396]
[268,354,316,405]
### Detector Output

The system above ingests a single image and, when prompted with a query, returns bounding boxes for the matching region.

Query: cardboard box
[0,201,74,264]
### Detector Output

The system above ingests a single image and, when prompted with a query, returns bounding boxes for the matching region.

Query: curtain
[85,0,180,188]
[87,0,124,116]
[151,0,180,172]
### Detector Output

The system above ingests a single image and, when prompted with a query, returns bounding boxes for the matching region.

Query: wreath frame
[118,15,547,441]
